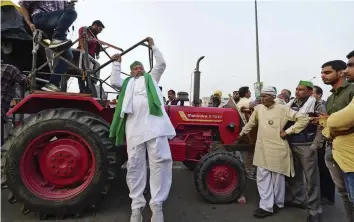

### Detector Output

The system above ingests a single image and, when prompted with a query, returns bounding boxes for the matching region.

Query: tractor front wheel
[194,150,245,203]
[3,108,119,218]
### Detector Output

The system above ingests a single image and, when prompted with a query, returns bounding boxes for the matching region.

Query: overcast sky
[14,0,354,99]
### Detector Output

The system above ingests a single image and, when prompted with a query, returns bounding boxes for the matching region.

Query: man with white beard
[109,37,176,222]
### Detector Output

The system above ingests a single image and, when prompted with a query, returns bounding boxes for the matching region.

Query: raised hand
[147,37,154,46]
[112,54,121,62]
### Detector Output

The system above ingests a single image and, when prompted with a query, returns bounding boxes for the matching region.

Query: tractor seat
[176,91,189,106]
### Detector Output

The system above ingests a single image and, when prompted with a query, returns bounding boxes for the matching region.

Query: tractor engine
[165,105,242,163]
[169,127,213,162]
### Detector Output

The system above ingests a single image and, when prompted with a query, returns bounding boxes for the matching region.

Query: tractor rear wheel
[194,150,245,203]
[3,108,120,218]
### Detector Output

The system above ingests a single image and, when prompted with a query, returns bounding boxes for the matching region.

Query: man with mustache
[239,86,309,218]
[109,37,176,222]
[321,50,354,209]
[321,59,354,222]
[285,81,325,222]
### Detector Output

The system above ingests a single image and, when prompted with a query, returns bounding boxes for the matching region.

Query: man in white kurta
[109,37,176,222]
[239,86,310,218]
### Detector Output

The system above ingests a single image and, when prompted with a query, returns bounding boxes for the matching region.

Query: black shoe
[285,202,307,209]
[306,214,322,222]
[273,204,280,213]
[253,208,273,218]
[49,39,72,50]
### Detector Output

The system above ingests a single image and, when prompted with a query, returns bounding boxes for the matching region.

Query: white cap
[261,86,277,96]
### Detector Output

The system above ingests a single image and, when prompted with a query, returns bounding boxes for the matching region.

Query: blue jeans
[32,9,77,40]
[32,9,76,86]
[343,172,354,204]
[50,49,73,87]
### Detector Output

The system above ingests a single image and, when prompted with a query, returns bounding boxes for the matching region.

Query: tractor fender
[7,92,105,117]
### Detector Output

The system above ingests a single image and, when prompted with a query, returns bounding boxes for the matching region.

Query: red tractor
[1,2,256,220]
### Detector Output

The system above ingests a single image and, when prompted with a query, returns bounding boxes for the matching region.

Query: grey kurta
[240,103,310,177]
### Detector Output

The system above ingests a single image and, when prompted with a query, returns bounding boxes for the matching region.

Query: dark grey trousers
[325,143,354,222]
[287,144,322,216]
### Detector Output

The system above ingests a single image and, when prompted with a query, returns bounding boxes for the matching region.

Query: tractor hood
[165,105,242,144]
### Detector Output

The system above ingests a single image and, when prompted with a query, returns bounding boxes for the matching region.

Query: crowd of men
[153,52,354,222]
[204,53,353,222]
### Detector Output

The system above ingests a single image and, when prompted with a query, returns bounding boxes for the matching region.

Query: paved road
[1,164,346,222]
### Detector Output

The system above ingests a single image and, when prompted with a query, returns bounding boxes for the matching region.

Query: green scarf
[109,73,163,146]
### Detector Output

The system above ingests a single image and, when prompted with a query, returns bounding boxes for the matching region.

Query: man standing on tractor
[18,0,77,92]
[77,20,105,94]
[109,37,176,222]
[78,20,105,59]
[239,86,310,219]
[78,20,124,59]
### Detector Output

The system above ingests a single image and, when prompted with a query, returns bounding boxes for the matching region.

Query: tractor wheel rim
[20,130,96,200]
[206,164,238,194]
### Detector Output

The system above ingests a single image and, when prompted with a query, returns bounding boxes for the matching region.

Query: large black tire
[3,108,122,219]
[194,150,245,204]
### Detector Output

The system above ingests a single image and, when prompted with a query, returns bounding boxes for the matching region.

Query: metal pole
[309,76,316,81]
[189,70,193,102]
[193,56,205,107]
[255,0,260,83]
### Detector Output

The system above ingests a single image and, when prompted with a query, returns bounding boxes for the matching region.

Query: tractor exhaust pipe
[193,56,205,107]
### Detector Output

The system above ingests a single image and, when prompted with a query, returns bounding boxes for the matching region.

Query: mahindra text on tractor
[1,2,257,220]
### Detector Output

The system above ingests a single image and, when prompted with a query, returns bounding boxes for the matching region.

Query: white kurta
[237,97,251,120]
[110,45,175,213]
[110,45,176,149]
[240,103,310,177]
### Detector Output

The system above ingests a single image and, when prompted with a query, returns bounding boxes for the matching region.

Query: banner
[254,82,263,98]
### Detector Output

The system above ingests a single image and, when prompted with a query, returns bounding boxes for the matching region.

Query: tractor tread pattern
[194,150,246,204]
[2,108,120,219]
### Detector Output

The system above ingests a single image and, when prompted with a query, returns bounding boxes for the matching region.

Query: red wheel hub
[39,139,89,186]
[206,164,238,194]
[20,131,96,200]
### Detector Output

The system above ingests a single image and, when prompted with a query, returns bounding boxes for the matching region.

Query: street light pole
[255,0,261,83]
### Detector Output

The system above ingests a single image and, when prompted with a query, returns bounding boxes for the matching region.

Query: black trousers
[317,147,335,202]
